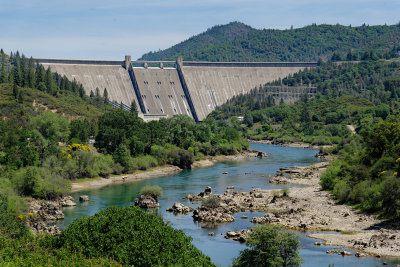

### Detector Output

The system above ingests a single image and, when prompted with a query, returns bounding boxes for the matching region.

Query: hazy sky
[0,0,398,60]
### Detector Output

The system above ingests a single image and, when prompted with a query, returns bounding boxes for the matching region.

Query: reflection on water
[58,144,399,267]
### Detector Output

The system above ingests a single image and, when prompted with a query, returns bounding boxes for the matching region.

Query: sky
[0,0,399,60]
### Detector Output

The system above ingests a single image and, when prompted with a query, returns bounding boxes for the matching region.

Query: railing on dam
[35,58,123,66]
[182,61,318,68]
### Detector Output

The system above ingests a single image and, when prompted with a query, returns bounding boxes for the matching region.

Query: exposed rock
[269,175,290,184]
[314,242,322,246]
[241,215,248,219]
[193,206,235,223]
[134,195,160,208]
[208,232,215,236]
[340,250,352,256]
[224,229,250,242]
[27,218,61,235]
[355,252,367,257]
[227,186,234,189]
[257,151,263,158]
[166,202,193,213]
[37,202,64,221]
[185,187,213,201]
[60,196,76,207]
[79,195,89,202]
[223,172,228,174]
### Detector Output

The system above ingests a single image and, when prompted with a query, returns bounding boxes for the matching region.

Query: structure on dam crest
[38,56,317,122]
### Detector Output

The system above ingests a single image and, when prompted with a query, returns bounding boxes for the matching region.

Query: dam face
[37,57,317,122]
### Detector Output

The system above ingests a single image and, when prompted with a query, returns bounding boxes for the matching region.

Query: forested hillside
[140,22,256,61]
[140,23,400,62]
[209,56,400,219]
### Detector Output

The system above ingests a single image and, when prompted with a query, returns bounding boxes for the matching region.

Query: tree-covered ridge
[139,21,256,61]
[1,50,86,98]
[213,59,400,118]
[140,23,400,62]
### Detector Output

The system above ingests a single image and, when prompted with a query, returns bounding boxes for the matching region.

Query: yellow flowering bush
[62,144,91,159]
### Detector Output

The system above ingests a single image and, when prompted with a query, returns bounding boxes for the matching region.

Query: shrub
[168,149,194,169]
[202,196,220,209]
[0,190,28,238]
[12,166,70,199]
[381,175,400,218]
[140,185,163,199]
[47,206,215,266]
[280,188,289,197]
[233,224,301,267]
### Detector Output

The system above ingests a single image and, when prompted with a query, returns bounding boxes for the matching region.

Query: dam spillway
[37,56,317,122]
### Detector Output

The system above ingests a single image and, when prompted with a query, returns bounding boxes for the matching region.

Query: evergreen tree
[12,83,18,99]
[131,100,138,115]
[45,67,53,94]
[103,88,109,104]
[0,64,7,83]
[12,61,22,86]
[90,90,94,98]
[18,90,23,103]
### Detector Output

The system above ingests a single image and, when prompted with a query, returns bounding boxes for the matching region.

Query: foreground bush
[0,233,120,266]
[48,206,215,266]
[233,224,301,267]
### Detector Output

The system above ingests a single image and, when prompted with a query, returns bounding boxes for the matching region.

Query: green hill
[140,23,400,62]
[140,21,256,61]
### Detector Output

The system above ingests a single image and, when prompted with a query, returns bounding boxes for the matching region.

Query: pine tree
[131,100,138,115]
[103,88,109,104]
[12,83,18,99]
[45,67,53,94]
[0,64,7,83]
[12,61,22,86]
[90,90,94,98]
[18,90,23,103]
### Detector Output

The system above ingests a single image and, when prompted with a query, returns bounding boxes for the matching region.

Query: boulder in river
[134,195,160,208]
[166,202,193,213]
[79,195,89,202]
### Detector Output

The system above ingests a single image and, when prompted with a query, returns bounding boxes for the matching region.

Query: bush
[140,185,163,199]
[233,224,301,267]
[202,196,220,209]
[280,188,289,197]
[168,149,194,169]
[0,233,121,266]
[0,190,28,238]
[381,175,400,218]
[47,206,215,266]
[12,166,70,199]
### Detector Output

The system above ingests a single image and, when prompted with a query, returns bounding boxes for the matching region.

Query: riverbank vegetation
[210,57,400,219]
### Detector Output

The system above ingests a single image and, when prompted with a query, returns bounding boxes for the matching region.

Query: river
[58,144,399,267]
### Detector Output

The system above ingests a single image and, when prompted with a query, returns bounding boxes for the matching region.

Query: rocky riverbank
[184,161,400,258]
[71,149,267,192]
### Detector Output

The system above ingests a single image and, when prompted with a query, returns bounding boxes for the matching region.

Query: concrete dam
[38,56,317,122]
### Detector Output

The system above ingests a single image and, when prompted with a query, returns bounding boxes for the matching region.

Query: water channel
[58,144,399,266]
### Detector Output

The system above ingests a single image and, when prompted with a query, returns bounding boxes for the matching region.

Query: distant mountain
[139,22,400,62]
[139,22,256,61]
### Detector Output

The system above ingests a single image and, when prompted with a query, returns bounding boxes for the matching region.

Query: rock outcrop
[192,206,235,223]
[224,229,250,242]
[166,203,193,213]
[134,195,160,208]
